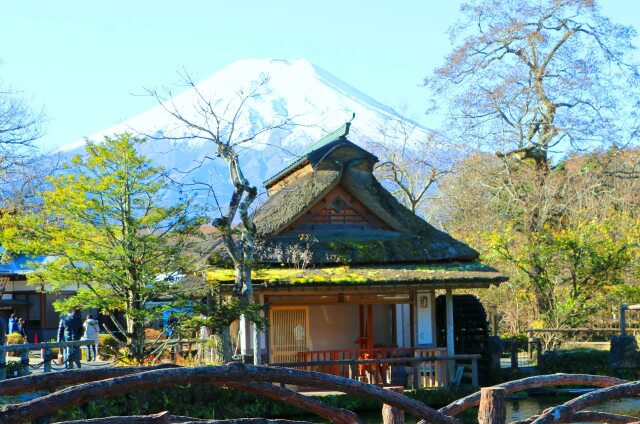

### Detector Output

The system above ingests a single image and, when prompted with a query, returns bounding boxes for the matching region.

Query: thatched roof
[251,134,479,264]
[254,165,342,236]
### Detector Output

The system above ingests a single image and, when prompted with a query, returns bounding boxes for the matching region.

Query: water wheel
[435,294,491,385]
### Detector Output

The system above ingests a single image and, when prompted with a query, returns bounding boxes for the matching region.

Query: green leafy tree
[0,134,202,361]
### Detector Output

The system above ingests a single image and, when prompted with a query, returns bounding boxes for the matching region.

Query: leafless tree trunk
[147,73,295,360]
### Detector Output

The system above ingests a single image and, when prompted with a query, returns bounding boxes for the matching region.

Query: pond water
[302,395,640,423]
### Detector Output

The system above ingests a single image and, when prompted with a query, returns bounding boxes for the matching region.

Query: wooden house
[206,123,507,386]
[0,250,76,342]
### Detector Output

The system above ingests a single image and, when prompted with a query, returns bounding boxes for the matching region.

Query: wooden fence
[272,353,480,388]
[0,340,97,379]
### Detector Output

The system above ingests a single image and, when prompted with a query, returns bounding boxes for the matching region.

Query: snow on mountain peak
[58,58,433,205]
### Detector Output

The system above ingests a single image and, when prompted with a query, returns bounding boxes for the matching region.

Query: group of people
[0,313,29,345]
[8,314,28,340]
[0,308,101,369]
[57,308,101,368]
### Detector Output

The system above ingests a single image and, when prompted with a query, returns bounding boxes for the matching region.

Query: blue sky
[1,1,639,150]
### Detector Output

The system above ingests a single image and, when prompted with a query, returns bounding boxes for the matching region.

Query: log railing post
[478,387,506,424]
[20,348,30,376]
[0,349,6,380]
[382,386,405,424]
[527,330,533,359]
[471,357,479,387]
[43,348,52,373]
[620,304,628,336]
[535,338,542,367]
[510,339,518,369]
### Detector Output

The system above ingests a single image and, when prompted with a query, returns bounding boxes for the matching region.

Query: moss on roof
[205,262,506,288]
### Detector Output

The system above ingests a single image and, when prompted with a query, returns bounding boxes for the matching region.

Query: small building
[0,250,75,342]
[206,123,506,386]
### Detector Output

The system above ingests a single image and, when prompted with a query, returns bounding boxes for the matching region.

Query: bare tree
[0,80,44,172]
[426,0,640,316]
[367,113,456,215]
[147,73,295,360]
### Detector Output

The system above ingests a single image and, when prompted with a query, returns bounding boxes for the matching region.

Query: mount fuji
[58,59,434,209]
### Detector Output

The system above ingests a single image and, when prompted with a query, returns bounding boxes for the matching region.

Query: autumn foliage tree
[427,0,640,325]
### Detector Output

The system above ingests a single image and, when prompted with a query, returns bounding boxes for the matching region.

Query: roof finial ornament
[345,112,355,135]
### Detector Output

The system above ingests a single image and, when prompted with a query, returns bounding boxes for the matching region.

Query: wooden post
[620,304,628,336]
[478,387,506,424]
[510,339,518,369]
[43,348,52,373]
[535,338,542,367]
[0,349,6,380]
[527,330,533,359]
[382,386,405,424]
[21,349,29,376]
[252,321,261,365]
[445,289,455,382]
[471,357,479,387]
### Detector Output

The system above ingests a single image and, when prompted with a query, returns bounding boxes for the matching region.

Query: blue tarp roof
[0,247,50,275]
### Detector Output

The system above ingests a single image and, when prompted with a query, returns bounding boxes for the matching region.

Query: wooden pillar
[43,348,52,373]
[367,304,374,349]
[620,304,628,336]
[252,295,264,366]
[239,315,248,358]
[535,338,542,367]
[382,386,405,424]
[471,357,479,387]
[20,349,29,376]
[478,387,506,424]
[0,349,6,380]
[445,288,455,380]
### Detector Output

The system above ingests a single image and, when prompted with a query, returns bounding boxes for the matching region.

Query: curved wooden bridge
[0,363,639,423]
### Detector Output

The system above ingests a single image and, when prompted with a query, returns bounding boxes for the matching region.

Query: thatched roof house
[206,123,505,385]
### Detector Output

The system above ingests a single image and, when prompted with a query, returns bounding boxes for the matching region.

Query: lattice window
[309,207,369,225]
[307,196,371,226]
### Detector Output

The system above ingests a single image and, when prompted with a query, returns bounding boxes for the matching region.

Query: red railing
[295,347,448,387]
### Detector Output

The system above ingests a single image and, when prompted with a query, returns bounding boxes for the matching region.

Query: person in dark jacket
[57,308,83,369]
[17,318,27,341]
[8,314,18,334]
[0,315,6,345]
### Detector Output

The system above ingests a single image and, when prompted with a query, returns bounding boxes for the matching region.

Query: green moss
[205,261,503,288]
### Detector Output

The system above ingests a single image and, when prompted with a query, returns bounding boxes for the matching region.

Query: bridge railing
[0,340,97,379]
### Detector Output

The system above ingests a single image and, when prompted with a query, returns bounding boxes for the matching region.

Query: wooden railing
[0,340,96,380]
[275,349,479,388]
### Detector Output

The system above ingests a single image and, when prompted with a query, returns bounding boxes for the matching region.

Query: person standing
[82,314,100,361]
[57,308,83,369]
[17,318,27,341]
[0,315,6,346]
[8,314,18,334]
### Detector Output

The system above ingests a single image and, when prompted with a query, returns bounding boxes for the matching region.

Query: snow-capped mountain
[59,59,433,209]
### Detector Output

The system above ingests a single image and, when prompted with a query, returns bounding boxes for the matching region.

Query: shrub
[47,339,60,357]
[540,349,610,375]
[5,361,25,378]
[6,333,26,356]
[6,333,26,345]
[98,334,120,359]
